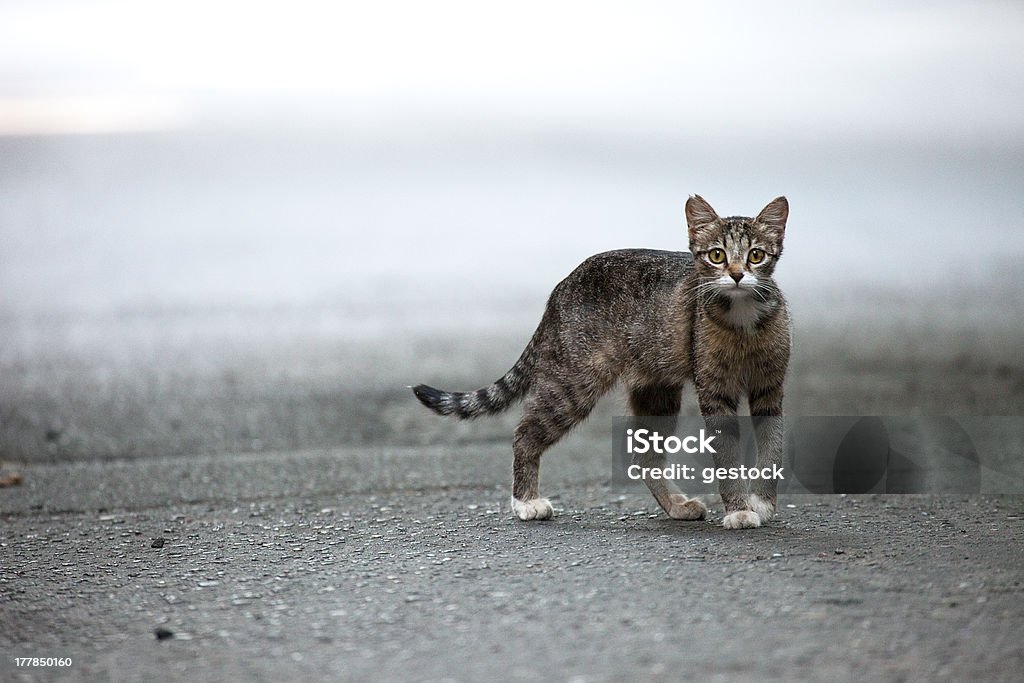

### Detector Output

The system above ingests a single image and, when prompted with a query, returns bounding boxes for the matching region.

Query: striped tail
[412,329,540,420]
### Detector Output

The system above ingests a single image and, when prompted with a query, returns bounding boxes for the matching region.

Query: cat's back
[577,248,693,273]
[552,249,694,305]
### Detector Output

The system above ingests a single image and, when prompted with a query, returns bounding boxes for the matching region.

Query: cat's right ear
[685,195,719,238]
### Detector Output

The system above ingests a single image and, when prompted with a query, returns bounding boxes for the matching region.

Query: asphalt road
[2,442,1023,682]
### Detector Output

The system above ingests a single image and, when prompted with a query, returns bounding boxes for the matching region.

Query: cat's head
[684,195,788,299]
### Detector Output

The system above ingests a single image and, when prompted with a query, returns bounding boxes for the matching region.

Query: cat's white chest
[723,296,769,333]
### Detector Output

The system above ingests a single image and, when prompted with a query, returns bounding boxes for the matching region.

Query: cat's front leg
[704,414,763,529]
[748,386,785,523]
[746,428,781,522]
[696,387,760,529]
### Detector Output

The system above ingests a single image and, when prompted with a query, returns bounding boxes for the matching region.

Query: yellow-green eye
[748,248,766,264]
[707,248,726,264]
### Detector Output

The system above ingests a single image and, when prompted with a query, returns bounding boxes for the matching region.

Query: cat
[413,195,791,529]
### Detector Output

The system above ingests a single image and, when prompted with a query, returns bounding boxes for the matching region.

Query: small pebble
[154,627,174,641]
[151,538,165,549]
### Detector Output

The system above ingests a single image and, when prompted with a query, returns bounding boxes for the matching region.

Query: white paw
[722,510,762,529]
[748,494,776,522]
[511,496,554,521]
[667,494,707,520]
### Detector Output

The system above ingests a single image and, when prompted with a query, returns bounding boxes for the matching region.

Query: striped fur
[413,195,791,528]
[412,326,541,419]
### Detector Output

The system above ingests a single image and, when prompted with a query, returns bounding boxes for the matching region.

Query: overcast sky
[0,0,1022,144]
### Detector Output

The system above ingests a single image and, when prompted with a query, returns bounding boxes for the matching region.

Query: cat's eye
[748,248,766,264]
[707,248,726,264]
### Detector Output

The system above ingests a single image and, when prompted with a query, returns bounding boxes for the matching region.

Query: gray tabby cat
[413,195,790,529]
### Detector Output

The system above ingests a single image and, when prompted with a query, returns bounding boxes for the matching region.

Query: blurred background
[2,0,1023,463]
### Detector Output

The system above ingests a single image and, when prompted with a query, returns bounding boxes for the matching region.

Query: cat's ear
[756,196,789,238]
[685,195,719,237]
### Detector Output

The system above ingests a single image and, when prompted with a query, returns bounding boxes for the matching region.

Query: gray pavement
[2,443,1023,681]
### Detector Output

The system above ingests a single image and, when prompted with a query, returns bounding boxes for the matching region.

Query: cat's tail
[411,328,541,420]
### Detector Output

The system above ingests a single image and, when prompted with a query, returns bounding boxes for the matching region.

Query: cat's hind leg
[629,384,707,521]
[511,380,599,521]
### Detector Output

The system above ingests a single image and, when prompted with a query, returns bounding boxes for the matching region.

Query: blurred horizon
[1,1,1023,319]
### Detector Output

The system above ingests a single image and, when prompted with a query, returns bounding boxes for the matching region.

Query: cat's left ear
[756,196,789,239]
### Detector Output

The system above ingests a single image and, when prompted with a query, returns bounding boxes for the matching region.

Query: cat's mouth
[721,285,750,297]
[717,278,754,296]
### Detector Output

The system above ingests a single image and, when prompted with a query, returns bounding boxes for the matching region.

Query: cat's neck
[700,293,781,335]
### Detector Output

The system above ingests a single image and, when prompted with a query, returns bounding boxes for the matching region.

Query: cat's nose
[730,271,743,283]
